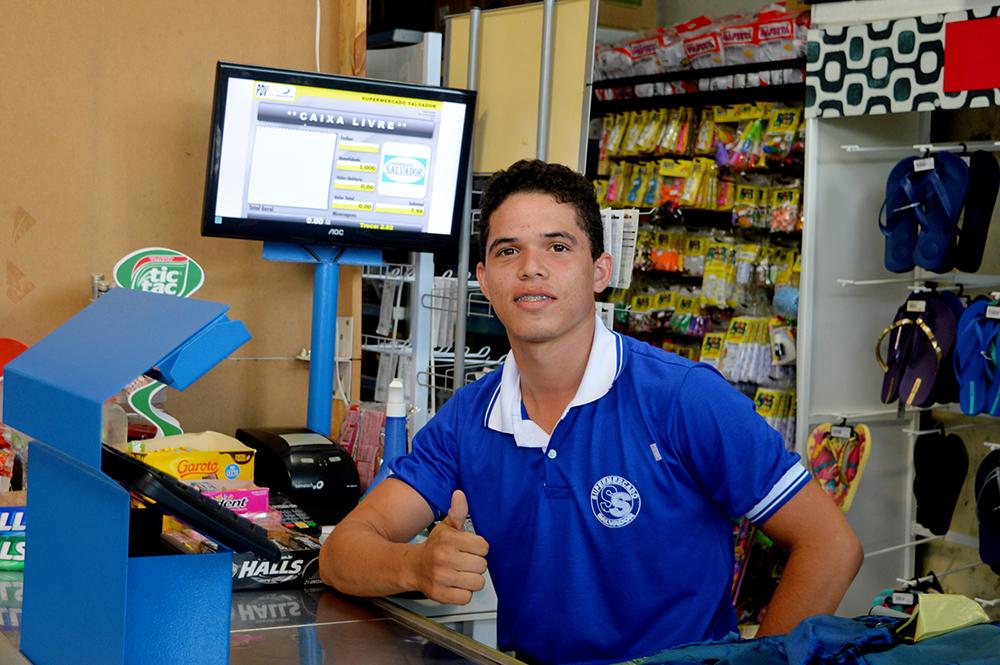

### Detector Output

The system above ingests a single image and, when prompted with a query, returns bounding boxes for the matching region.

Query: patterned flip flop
[807,423,872,512]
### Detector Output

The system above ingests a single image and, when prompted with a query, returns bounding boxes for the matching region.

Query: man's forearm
[756,532,863,636]
[319,521,422,597]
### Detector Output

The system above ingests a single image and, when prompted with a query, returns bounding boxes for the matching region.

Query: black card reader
[234,427,360,526]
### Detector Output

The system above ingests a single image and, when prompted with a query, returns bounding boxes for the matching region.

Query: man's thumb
[444,490,468,529]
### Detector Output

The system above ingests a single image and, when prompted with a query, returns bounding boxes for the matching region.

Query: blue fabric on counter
[632,616,1000,664]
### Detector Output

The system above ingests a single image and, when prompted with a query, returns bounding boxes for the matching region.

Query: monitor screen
[202,62,476,254]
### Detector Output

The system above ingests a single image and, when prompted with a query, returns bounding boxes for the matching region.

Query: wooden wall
[1,0,365,435]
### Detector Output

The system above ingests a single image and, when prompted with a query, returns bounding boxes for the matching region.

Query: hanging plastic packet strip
[717,177,737,210]
[625,163,648,207]
[643,164,661,208]
[606,114,629,157]
[681,158,711,208]
[732,184,760,227]
[593,179,609,206]
[700,332,727,370]
[702,240,737,308]
[770,186,801,233]
[722,317,751,381]
[621,111,644,156]
[658,158,693,209]
[693,108,717,155]
[683,233,710,277]
[638,109,666,154]
[769,318,797,367]
[729,118,765,170]
[634,229,656,272]
[651,230,681,272]
[762,106,802,160]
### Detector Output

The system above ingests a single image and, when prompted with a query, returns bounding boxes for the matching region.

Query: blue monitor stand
[261,243,382,436]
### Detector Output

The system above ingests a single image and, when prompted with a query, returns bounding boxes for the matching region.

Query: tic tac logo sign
[113,247,205,297]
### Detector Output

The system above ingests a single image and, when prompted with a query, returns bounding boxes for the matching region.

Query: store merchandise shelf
[592,83,805,115]
[592,57,807,90]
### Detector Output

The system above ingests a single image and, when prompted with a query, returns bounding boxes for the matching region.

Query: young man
[320,160,863,665]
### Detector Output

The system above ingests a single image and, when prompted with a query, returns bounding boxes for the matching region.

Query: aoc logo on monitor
[113,247,205,297]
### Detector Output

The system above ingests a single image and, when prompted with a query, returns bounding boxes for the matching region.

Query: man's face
[476,192,612,346]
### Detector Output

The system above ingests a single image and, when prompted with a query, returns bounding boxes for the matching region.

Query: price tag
[987,305,1000,320]
[831,425,854,439]
[892,592,916,606]
[913,157,935,172]
[907,299,927,313]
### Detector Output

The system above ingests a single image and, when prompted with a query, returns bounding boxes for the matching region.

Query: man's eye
[551,243,569,252]
[497,247,516,257]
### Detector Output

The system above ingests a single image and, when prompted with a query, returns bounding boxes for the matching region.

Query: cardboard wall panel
[0,0,364,436]
[446,0,595,173]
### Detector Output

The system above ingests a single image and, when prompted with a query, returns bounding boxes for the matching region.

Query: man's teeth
[517,295,551,302]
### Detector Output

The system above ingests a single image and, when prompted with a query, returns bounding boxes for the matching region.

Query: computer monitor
[202,62,476,254]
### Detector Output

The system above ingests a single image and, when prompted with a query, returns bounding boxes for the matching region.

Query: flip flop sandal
[984,329,1000,417]
[807,423,872,512]
[913,151,969,273]
[955,151,1000,273]
[928,290,966,406]
[898,298,957,407]
[879,157,924,273]
[913,431,969,536]
[953,299,1000,416]
[974,449,1000,574]
[876,302,918,404]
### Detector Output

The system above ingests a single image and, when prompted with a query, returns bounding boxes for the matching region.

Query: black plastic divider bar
[592,83,805,115]
[592,57,807,90]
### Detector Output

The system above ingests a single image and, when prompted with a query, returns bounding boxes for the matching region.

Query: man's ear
[593,252,613,293]
[475,261,491,301]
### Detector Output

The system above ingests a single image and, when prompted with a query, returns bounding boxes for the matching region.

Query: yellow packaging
[129,431,255,481]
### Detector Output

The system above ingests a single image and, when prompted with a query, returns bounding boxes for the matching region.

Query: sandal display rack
[800,104,1000,615]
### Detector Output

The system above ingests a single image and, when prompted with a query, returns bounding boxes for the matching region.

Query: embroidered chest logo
[590,475,641,528]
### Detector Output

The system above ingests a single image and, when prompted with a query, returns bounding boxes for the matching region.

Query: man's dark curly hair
[478,160,603,262]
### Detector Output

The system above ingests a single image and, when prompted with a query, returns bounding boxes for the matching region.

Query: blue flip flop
[879,157,924,273]
[953,298,999,415]
[985,324,1000,417]
[913,151,969,273]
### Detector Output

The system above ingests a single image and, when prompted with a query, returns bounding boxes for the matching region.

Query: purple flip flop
[898,296,957,408]
[877,300,917,404]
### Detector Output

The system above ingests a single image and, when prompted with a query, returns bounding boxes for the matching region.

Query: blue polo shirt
[390,318,809,665]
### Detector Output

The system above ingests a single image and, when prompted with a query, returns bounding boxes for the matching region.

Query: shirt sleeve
[667,364,810,524]
[386,389,463,520]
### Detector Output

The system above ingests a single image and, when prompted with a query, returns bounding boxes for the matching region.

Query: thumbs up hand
[414,490,490,605]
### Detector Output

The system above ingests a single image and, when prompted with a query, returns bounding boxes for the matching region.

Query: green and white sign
[113,247,206,438]
[113,247,204,297]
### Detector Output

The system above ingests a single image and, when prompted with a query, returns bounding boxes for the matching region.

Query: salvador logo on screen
[378,142,432,199]
[381,156,428,185]
[113,247,205,297]
[590,475,641,528]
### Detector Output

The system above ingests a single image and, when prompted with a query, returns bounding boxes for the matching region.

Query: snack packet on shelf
[682,17,723,92]
[721,18,759,90]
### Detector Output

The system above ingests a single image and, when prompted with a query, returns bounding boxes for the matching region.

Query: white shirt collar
[484,315,623,449]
